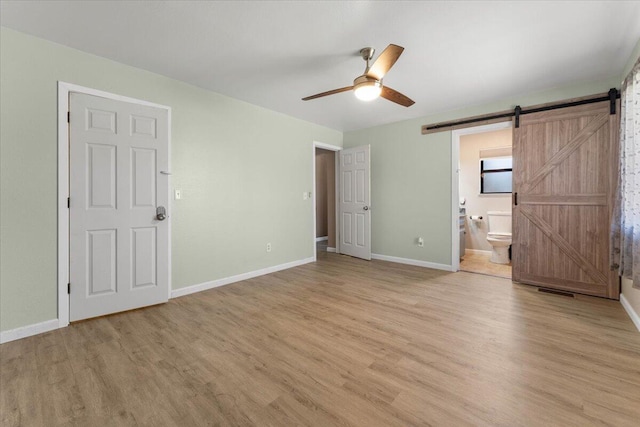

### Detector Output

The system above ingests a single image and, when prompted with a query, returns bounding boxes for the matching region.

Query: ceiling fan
[302,44,414,107]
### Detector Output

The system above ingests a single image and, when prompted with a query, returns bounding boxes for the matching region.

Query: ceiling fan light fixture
[302,44,413,107]
[353,76,382,101]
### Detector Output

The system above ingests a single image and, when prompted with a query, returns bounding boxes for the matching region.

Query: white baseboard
[0,318,59,344]
[465,248,492,255]
[1,258,318,343]
[171,257,316,298]
[315,236,328,242]
[371,253,455,272]
[621,293,640,332]
[327,247,336,253]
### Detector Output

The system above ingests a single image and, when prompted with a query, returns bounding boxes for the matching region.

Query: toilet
[486,211,512,264]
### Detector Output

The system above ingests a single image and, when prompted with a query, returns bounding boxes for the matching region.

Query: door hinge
[67,111,70,123]
[67,283,71,294]
[67,197,70,208]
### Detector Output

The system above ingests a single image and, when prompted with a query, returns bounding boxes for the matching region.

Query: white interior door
[339,145,371,260]
[69,93,169,321]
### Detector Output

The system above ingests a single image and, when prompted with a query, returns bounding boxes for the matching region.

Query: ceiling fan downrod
[360,47,375,72]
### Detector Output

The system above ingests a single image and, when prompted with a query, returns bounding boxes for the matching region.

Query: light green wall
[344,122,453,264]
[0,27,342,332]
[344,77,621,267]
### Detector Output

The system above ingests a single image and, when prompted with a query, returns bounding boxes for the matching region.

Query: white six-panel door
[69,93,169,321]
[339,145,371,260]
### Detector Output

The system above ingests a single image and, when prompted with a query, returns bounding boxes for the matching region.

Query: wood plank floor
[2,252,640,426]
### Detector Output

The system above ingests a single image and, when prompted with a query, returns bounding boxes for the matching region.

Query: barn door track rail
[421,88,619,134]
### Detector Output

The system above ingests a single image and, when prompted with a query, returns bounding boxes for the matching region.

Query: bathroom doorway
[452,122,513,279]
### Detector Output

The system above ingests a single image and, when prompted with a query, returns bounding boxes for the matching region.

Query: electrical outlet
[266,243,272,252]
[417,237,424,247]
[175,189,182,200]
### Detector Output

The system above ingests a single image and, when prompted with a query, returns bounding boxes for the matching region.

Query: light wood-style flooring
[2,252,640,426]
[460,251,512,279]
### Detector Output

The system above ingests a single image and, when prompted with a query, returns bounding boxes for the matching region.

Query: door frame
[57,82,172,328]
[312,141,342,261]
[450,121,512,272]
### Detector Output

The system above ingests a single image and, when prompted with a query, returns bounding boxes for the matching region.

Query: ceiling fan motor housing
[354,75,381,88]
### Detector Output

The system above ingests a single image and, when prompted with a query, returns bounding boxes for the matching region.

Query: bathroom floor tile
[460,252,512,279]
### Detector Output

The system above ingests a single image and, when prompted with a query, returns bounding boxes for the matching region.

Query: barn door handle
[514,192,518,206]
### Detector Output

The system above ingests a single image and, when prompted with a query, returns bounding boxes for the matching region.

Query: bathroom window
[480,157,512,194]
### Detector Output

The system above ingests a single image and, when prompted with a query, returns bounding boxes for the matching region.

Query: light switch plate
[303,192,308,200]
[175,189,182,200]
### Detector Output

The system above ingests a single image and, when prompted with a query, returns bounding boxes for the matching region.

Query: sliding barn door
[512,100,619,299]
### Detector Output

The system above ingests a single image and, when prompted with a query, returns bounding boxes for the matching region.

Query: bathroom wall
[459,129,512,252]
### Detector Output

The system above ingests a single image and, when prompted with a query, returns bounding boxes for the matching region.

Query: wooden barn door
[512,99,619,299]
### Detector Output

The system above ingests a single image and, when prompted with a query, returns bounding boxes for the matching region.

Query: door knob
[156,206,167,221]
[363,206,369,211]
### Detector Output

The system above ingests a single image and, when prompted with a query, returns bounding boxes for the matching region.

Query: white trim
[315,236,328,242]
[314,141,342,151]
[312,141,342,261]
[335,149,340,254]
[327,247,336,253]
[451,128,460,272]
[60,82,173,109]
[167,97,173,301]
[452,121,513,137]
[0,319,59,344]
[465,248,493,256]
[171,257,315,298]
[621,294,640,332]
[58,82,172,329]
[451,121,512,274]
[371,254,455,272]
[57,83,70,328]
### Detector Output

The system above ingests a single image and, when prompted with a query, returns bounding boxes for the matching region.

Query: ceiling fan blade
[381,86,415,107]
[366,44,404,80]
[302,86,354,101]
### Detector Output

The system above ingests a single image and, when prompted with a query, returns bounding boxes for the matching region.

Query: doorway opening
[313,141,341,260]
[452,122,513,279]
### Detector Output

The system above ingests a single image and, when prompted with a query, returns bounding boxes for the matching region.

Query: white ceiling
[2,1,640,131]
